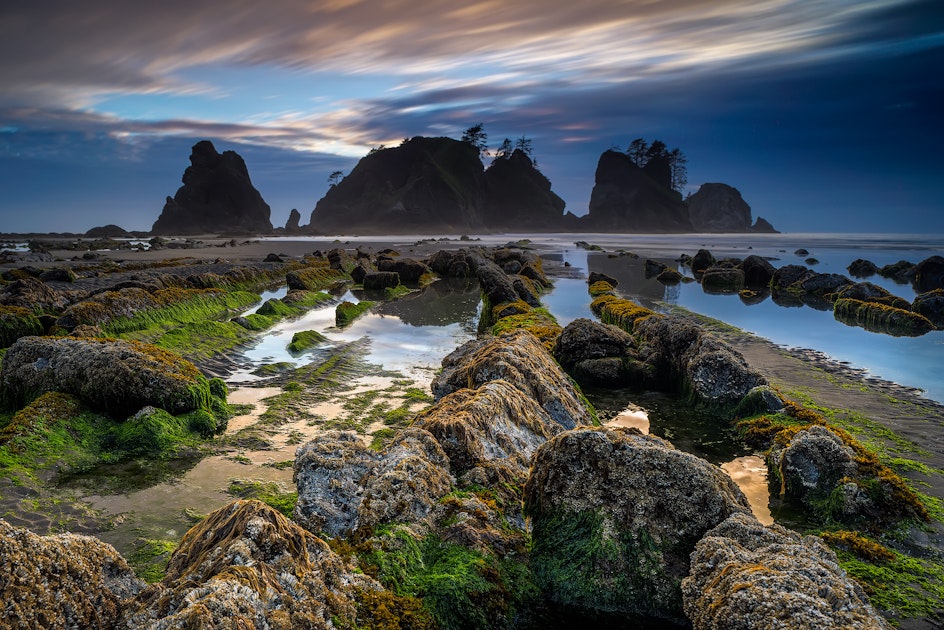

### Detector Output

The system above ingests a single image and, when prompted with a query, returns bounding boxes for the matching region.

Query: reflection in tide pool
[604,403,650,433]
[721,456,774,525]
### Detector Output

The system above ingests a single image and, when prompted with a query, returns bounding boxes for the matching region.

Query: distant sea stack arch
[151,140,273,235]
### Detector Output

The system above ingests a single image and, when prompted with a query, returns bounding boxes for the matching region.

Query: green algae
[834,298,934,337]
[129,538,177,583]
[287,330,327,354]
[153,320,254,361]
[226,479,297,519]
[336,300,375,327]
[0,306,43,348]
[102,290,260,337]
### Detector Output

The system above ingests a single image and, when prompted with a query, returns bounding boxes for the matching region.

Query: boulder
[0,336,218,416]
[739,255,775,288]
[682,512,890,630]
[656,268,683,284]
[377,256,431,284]
[835,282,910,309]
[432,329,594,429]
[795,272,852,298]
[123,500,376,629]
[587,271,618,286]
[0,519,143,629]
[834,298,934,336]
[0,277,70,312]
[415,380,563,477]
[634,315,766,406]
[362,271,401,290]
[685,182,753,232]
[426,249,485,277]
[913,289,944,328]
[848,258,879,278]
[152,140,273,235]
[770,264,814,290]
[552,318,635,367]
[914,255,944,293]
[879,260,916,282]
[701,267,745,293]
[38,267,77,283]
[770,426,857,502]
[293,429,452,538]
[524,428,750,620]
[645,259,668,278]
[690,249,715,274]
[476,260,521,307]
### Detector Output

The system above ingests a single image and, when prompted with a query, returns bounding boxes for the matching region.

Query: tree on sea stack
[461,123,489,157]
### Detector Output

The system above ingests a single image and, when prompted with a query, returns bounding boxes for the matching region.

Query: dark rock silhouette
[84,224,130,238]
[284,208,302,232]
[309,136,487,234]
[483,149,566,230]
[585,150,692,232]
[152,140,273,235]
[686,183,752,232]
[750,216,779,233]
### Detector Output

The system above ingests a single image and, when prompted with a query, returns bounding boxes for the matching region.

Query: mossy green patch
[251,362,295,376]
[591,295,660,333]
[0,305,43,348]
[287,330,327,354]
[491,307,562,350]
[834,298,934,337]
[384,284,413,300]
[153,320,254,361]
[102,290,260,337]
[113,407,199,456]
[256,297,295,318]
[129,538,177,583]
[226,479,297,519]
[336,300,374,327]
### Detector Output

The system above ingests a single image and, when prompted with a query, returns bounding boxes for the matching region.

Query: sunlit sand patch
[225,386,282,432]
[721,455,773,525]
[605,403,650,433]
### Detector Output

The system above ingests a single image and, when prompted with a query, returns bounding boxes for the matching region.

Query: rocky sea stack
[686,183,778,233]
[152,140,273,235]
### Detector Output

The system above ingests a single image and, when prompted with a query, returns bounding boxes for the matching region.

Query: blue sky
[1,0,942,234]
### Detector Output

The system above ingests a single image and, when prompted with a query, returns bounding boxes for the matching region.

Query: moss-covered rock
[286,263,342,291]
[524,428,750,621]
[1,336,222,417]
[834,297,934,336]
[590,294,659,333]
[287,329,327,353]
[682,512,890,630]
[335,300,374,327]
[0,305,43,348]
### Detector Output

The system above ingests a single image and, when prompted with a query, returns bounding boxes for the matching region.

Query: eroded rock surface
[683,512,890,629]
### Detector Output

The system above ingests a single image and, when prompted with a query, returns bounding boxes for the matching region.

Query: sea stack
[152,140,273,235]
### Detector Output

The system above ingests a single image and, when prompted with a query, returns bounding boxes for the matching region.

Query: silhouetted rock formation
[152,140,273,235]
[482,149,566,230]
[309,136,487,234]
[284,208,302,232]
[84,224,130,238]
[686,183,750,232]
[585,150,692,232]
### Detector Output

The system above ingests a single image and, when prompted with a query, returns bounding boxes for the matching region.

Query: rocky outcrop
[414,380,563,477]
[585,150,692,232]
[524,428,750,621]
[750,216,778,233]
[683,512,889,629]
[362,271,400,291]
[285,208,302,232]
[771,426,857,501]
[914,255,944,293]
[552,317,653,387]
[426,249,485,278]
[431,329,594,429]
[835,282,911,309]
[482,149,566,230]
[740,255,776,288]
[293,429,452,538]
[0,276,70,312]
[913,289,944,328]
[309,136,487,234]
[85,224,131,238]
[686,183,753,232]
[376,256,431,284]
[848,258,879,278]
[634,315,767,406]
[0,519,143,629]
[152,140,273,235]
[123,500,377,629]
[0,336,221,416]
[834,298,934,336]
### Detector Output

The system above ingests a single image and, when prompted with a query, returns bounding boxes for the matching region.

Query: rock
[701,267,745,293]
[587,271,618,286]
[834,298,934,336]
[835,282,910,309]
[285,208,302,232]
[690,248,715,274]
[685,183,753,232]
[913,289,944,328]
[0,276,70,312]
[263,252,283,262]
[733,385,783,417]
[293,429,452,537]
[309,136,488,234]
[349,261,372,284]
[123,500,376,629]
[0,305,44,348]
[427,249,482,277]
[770,426,857,501]
[0,336,220,417]
[432,329,594,429]
[656,268,683,284]
[84,224,130,238]
[795,272,851,297]
[634,315,767,406]
[914,255,944,293]
[584,150,692,232]
[376,256,431,284]
[362,271,401,290]
[152,140,273,235]
[415,380,563,477]
[645,259,668,278]
[524,428,750,621]
[0,520,143,628]
[476,260,520,307]
[552,318,635,367]
[483,149,567,230]
[848,258,879,278]
[770,264,814,290]
[682,512,890,630]
[879,260,916,282]
[750,216,779,233]
[794,248,809,256]
[739,255,775,287]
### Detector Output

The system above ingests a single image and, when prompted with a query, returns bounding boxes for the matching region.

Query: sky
[0,0,942,234]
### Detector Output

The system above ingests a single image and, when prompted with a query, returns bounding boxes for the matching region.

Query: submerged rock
[123,500,376,629]
[848,258,879,278]
[913,289,944,328]
[0,336,219,417]
[432,329,594,429]
[0,519,143,628]
[524,427,749,621]
[683,512,889,629]
[914,255,944,293]
[293,429,453,538]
